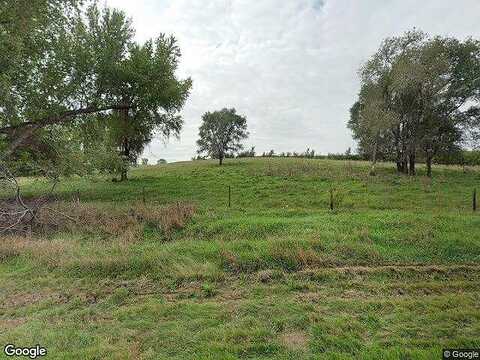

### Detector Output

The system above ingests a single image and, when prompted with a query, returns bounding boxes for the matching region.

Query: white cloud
[106,0,480,162]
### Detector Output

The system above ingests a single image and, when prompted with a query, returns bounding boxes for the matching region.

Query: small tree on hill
[196,108,248,165]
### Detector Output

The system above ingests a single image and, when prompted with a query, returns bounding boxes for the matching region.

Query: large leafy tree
[197,108,248,165]
[0,0,84,160]
[355,84,397,176]
[0,1,191,180]
[78,6,191,180]
[349,30,480,177]
[350,30,427,174]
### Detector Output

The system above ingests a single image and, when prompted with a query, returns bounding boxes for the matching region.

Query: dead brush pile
[34,201,196,241]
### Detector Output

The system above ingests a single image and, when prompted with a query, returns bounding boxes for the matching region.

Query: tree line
[1,2,479,179]
[348,29,480,177]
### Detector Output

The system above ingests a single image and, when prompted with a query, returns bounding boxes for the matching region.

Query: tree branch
[0,104,130,157]
[0,105,130,134]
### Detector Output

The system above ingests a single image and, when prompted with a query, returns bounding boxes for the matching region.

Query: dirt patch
[1,291,52,308]
[0,317,27,329]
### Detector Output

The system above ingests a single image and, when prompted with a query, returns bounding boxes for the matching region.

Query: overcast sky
[106,0,480,163]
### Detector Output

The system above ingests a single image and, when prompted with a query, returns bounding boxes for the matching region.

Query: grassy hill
[1,158,480,359]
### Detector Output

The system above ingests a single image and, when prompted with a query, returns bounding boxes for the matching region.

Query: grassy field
[1,158,480,359]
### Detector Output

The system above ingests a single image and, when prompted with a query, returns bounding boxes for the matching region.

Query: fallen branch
[0,161,58,235]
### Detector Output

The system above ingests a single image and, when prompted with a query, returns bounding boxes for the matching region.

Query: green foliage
[236,146,256,158]
[72,5,192,180]
[437,150,480,166]
[259,149,364,161]
[0,1,191,179]
[0,0,84,173]
[197,108,249,165]
[0,0,81,126]
[462,150,480,166]
[349,29,480,176]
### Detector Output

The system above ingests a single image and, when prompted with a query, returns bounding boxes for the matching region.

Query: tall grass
[1,158,479,359]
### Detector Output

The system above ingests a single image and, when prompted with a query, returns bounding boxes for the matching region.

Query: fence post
[228,185,231,208]
[474,188,477,212]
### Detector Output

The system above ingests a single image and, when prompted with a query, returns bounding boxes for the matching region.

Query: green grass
[1,158,479,359]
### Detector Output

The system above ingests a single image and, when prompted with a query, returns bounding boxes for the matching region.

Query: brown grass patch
[0,235,28,262]
[220,249,240,272]
[279,330,309,351]
[296,249,324,266]
[0,235,74,268]
[0,318,27,329]
[35,201,196,241]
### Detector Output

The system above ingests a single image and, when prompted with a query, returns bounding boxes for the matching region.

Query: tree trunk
[401,131,409,174]
[408,153,416,176]
[120,167,128,181]
[426,156,432,178]
[119,106,130,181]
[120,137,130,181]
[402,160,408,174]
[370,139,378,176]
[426,149,434,178]
[219,154,224,166]
[396,161,403,173]
[396,146,404,172]
[395,125,403,173]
